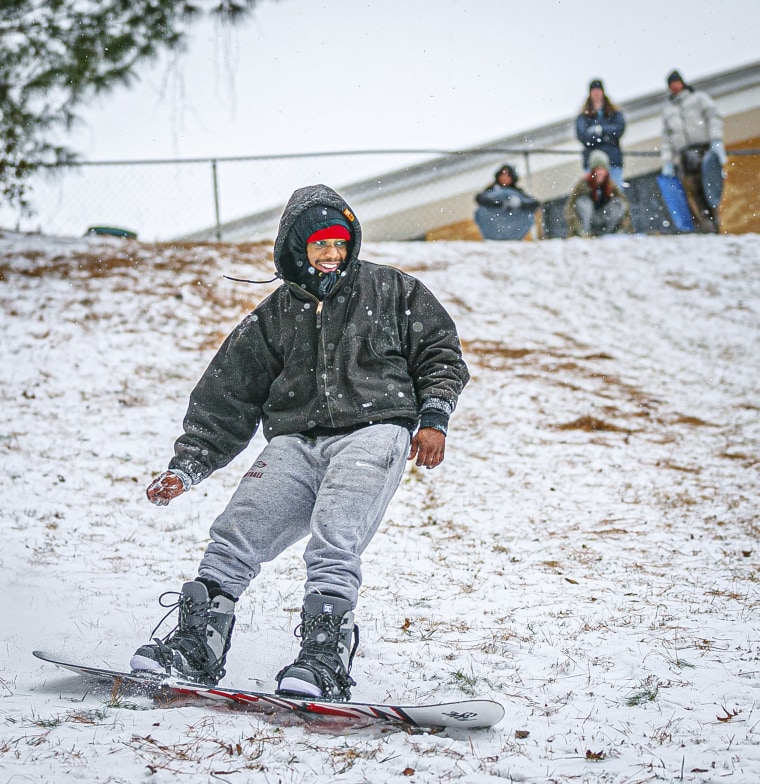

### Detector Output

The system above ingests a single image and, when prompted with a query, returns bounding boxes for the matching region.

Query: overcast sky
[72,0,760,162]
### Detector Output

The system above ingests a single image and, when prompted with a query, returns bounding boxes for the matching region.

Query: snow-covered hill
[2,231,759,783]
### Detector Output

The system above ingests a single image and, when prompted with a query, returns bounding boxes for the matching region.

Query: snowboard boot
[130,579,235,686]
[275,593,359,702]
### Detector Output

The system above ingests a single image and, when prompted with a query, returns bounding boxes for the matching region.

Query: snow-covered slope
[2,231,759,783]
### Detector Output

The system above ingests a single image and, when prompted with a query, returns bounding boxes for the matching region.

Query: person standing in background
[575,79,626,187]
[661,69,726,234]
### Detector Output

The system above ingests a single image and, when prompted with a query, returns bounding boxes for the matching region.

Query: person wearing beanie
[285,205,353,298]
[565,149,633,237]
[474,163,541,240]
[130,184,469,703]
[575,78,626,187]
[661,69,726,233]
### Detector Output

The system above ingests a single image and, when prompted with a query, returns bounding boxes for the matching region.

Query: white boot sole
[130,654,165,673]
[277,676,322,698]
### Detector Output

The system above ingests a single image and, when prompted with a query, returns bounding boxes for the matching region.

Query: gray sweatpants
[197,424,410,607]
[574,194,626,236]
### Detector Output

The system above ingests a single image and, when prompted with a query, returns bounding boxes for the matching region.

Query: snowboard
[657,173,695,233]
[33,650,504,730]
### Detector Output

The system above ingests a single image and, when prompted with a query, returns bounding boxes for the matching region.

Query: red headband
[306,225,351,243]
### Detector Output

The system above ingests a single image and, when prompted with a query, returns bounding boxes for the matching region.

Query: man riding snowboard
[131,184,469,701]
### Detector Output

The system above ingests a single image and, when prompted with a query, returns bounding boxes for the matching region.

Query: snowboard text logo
[443,710,479,722]
[245,460,267,479]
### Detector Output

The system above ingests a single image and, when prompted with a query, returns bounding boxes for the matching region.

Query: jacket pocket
[340,335,417,416]
[265,354,316,416]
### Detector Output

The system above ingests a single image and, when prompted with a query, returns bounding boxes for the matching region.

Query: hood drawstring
[223,274,281,285]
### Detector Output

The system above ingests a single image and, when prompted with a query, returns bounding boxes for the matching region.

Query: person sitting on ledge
[565,150,632,238]
[474,164,541,240]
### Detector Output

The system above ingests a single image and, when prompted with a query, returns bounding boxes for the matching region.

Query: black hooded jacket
[169,184,470,484]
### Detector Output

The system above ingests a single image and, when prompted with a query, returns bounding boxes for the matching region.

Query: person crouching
[566,150,632,238]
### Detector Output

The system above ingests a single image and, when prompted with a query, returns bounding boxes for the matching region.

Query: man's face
[306,239,348,274]
[669,79,684,95]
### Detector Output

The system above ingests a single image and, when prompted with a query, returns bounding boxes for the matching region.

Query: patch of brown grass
[719,451,757,466]
[655,460,702,474]
[553,415,630,433]
[671,414,719,427]
[0,238,273,280]
[1,238,280,325]
[461,339,537,367]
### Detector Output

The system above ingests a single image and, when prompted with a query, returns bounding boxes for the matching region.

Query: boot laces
[145,590,228,683]
[148,590,209,640]
[291,613,360,697]
[296,614,359,667]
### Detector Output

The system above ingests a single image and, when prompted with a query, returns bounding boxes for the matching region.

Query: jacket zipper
[314,299,336,426]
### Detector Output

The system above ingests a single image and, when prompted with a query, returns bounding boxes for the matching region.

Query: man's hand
[146,471,186,506]
[408,427,446,469]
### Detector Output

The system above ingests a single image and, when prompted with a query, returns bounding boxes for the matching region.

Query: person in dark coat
[474,163,540,240]
[130,184,470,703]
[575,79,626,187]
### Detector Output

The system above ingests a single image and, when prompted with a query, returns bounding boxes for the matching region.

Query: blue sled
[657,174,695,233]
[475,207,535,241]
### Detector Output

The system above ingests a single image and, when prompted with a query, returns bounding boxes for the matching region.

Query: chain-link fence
[0,152,440,241]
[1,147,756,242]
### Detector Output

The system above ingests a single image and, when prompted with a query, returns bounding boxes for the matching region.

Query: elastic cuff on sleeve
[418,409,449,435]
[168,468,193,491]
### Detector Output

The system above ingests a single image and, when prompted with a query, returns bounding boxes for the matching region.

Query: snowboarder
[131,184,470,702]
[661,69,726,234]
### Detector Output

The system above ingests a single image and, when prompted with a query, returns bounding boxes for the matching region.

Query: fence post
[523,151,540,240]
[522,151,532,190]
[211,159,222,241]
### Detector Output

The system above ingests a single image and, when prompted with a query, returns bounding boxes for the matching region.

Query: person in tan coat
[566,150,632,238]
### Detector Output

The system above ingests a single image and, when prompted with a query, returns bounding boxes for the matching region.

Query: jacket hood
[273,184,362,283]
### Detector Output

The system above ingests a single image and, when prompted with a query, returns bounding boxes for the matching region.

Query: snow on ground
[2,230,759,783]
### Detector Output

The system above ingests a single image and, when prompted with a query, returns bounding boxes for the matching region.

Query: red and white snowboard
[33,650,504,730]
